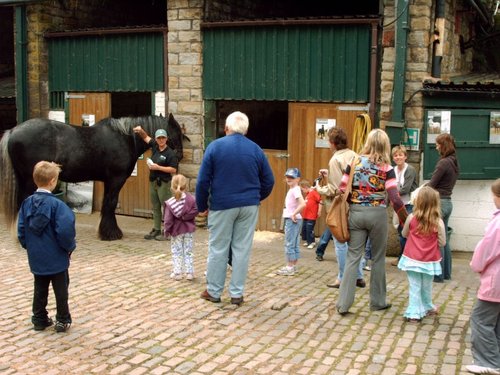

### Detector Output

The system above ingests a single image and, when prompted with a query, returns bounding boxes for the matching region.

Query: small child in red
[300,179,322,248]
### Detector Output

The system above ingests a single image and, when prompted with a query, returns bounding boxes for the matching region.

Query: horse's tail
[0,130,19,231]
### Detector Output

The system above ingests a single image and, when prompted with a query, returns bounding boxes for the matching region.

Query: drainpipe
[431,0,445,78]
[15,5,28,123]
[369,21,378,125]
[387,0,410,142]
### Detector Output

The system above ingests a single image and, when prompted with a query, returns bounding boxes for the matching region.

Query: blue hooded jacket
[18,191,76,275]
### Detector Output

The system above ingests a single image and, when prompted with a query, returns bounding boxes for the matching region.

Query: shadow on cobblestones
[0,213,478,374]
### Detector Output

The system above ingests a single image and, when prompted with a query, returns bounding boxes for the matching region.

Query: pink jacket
[470,210,500,303]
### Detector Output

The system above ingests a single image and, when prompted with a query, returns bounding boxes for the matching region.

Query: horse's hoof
[99,230,123,241]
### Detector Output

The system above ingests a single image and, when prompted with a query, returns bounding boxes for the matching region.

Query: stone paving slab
[0,213,478,374]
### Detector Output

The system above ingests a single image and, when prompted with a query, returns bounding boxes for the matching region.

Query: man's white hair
[225,111,249,135]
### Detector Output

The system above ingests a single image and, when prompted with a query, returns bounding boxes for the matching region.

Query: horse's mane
[106,115,168,137]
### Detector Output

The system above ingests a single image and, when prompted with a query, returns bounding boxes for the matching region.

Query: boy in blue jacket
[18,161,76,333]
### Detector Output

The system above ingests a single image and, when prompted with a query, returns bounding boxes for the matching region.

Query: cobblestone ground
[0,213,478,375]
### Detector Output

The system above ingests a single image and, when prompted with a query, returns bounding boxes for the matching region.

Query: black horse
[0,114,188,241]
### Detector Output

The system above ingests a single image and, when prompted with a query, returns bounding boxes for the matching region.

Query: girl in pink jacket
[466,178,500,375]
[163,174,198,281]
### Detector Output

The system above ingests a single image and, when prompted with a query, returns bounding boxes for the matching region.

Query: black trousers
[32,270,71,325]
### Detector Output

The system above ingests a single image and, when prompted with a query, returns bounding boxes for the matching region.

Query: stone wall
[379,0,474,138]
[379,0,474,180]
[23,0,150,118]
[166,0,205,188]
[379,0,476,253]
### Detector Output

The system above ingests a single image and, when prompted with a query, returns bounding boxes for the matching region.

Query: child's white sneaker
[302,242,308,247]
[307,243,315,249]
[170,272,182,281]
[186,273,194,281]
[276,266,295,276]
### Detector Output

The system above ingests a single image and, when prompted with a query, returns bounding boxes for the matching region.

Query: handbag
[326,158,357,243]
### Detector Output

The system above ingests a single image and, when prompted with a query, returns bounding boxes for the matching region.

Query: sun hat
[285,168,301,179]
[155,129,168,138]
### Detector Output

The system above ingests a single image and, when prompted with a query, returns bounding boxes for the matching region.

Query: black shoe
[316,255,324,261]
[356,279,366,288]
[433,276,444,283]
[33,317,53,331]
[371,303,392,311]
[231,296,244,305]
[144,229,161,240]
[55,321,71,333]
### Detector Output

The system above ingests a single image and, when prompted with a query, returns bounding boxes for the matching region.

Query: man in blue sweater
[196,111,275,305]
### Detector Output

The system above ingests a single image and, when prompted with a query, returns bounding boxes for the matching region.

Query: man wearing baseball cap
[133,126,179,240]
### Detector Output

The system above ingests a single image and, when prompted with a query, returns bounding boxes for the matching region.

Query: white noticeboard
[48,111,65,122]
[155,92,166,116]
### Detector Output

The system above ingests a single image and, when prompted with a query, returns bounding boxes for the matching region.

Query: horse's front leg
[98,179,126,241]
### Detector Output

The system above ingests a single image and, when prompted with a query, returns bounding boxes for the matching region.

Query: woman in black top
[428,133,459,282]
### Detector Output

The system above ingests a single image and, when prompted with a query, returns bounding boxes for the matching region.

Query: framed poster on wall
[315,118,335,148]
[426,110,451,143]
[490,111,500,144]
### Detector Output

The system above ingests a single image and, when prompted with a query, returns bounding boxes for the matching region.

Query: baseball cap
[155,129,168,138]
[285,168,301,179]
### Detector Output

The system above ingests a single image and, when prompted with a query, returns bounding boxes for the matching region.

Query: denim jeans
[301,219,316,244]
[435,198,453,281]
[284,218,302,262]
[206,206,259,299]
[360,238,372,271]
[316,227,332,257]
[335,238,364,280]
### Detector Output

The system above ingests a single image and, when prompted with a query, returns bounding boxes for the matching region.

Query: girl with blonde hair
[163,174,198,280]
[336,129,408,315]
[398,186,445,322]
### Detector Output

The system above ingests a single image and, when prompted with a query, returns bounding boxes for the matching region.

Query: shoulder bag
[326,158,357,243]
